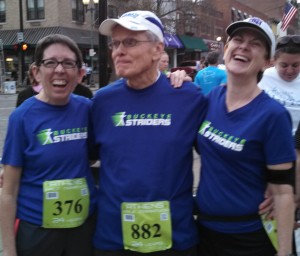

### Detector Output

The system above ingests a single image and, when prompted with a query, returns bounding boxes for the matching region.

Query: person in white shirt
[259,35,300,135]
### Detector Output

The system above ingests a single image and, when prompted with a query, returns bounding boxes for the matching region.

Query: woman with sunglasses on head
[259,35,300,135]
[196,17,295,256]
[1,34,97,256]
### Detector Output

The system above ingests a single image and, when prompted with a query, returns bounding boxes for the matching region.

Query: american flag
[281,2,298,31]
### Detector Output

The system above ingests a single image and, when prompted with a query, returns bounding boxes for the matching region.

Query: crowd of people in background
[1,8,300,256]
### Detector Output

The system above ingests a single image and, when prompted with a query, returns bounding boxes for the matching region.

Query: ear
[32,65,41,83]
[77,68,86,84]
[222,43,229,62]
[153,42,164,62]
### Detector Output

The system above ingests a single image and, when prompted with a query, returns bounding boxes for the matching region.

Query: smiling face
[224,29,270,79]
[274,52,300,82]
[111,25,163,83]
[33,43,85,105]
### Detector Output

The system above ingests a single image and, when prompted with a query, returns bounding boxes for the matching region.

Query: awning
[164,33,183,49]
[178,35,208,51]
[0,27,99,48]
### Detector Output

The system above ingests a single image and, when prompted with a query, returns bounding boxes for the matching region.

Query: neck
[127,69,160,90]
[226,75,261,112]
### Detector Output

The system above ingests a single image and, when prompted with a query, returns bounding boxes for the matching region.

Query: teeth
[234,55,249,62]
[53,80,66,86]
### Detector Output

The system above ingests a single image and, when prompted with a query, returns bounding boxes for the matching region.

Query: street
[0,93,16,157]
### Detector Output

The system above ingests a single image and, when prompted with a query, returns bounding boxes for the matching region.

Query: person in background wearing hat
[91,10,207,255]
[195,17,295,256]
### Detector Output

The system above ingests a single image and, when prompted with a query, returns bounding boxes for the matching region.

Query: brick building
[0,0,298,85]
[0,0,120,85]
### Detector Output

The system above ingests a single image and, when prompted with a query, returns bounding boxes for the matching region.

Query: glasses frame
[40,59,78,69]
[108,38,153,50]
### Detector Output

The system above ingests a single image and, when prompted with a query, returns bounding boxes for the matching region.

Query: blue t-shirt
[91,75,207,250]
[194,66,227,95]
[196,86,295,233]
[2,95,97,225]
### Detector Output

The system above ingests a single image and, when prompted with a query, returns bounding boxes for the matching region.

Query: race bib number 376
[121,201,172,253]
[43,178,89,228]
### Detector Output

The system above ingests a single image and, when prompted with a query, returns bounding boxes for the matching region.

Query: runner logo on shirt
[37,127,88,145]
[112,112,171,127]
[199,120,246,152]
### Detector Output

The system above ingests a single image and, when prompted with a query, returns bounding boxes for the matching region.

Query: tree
[117,0,214,34]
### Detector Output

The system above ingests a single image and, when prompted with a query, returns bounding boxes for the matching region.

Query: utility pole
[19,0,25,85]
[98,0,108,87]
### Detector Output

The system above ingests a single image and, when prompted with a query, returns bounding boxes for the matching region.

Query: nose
[54,63,65,72]
[238,40,249,50]
[285,65,295,74]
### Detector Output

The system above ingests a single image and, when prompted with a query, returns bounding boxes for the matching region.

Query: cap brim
[99,18,148,36]
[226,21,271,46]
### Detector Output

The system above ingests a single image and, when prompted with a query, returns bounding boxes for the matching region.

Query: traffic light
[21,42,28,51]
[13,44,19,52]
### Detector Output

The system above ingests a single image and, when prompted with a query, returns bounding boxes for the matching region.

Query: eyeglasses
[108,38,153,50]
[276,35,300,50]
[41,59,78,69]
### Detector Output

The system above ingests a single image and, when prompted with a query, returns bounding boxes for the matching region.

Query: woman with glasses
[1,34,97,256]
[259,35,300,135]
[195,17,295,256]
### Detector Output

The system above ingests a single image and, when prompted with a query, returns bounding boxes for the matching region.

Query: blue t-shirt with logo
[196,86,295,233]
[91,75,207,250]
[2,95,97,225]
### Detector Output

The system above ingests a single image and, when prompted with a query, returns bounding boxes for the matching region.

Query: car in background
[171,60,200,80]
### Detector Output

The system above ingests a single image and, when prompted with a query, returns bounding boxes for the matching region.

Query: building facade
[0,0,119,85]
[0,0,299,86]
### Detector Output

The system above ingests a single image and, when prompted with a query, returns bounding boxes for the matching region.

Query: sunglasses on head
[276,35,300,50]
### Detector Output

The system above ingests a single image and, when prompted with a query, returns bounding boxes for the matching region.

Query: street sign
[89,48,96,56]
[17,32,24,43]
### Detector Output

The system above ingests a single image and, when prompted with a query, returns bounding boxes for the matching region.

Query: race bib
[261,214,278,251]
[43,178,89,228]
[121,201,172,253]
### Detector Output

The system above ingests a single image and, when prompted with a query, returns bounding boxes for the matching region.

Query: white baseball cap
[99,10,164,42]
[226,17,275,58]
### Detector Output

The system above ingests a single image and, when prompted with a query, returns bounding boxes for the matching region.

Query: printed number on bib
[43,178,89,228]
[52,199,83,216]
[121,201,172,253]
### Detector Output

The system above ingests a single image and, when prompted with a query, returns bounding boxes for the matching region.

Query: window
[72,0,84,23]
[27,0,44,20]
[0,0,6,23]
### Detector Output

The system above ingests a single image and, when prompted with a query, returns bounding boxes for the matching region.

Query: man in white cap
[91,10,207,255]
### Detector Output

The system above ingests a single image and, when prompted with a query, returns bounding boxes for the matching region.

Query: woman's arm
[268,163,295,256]
[1,165,22,256]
